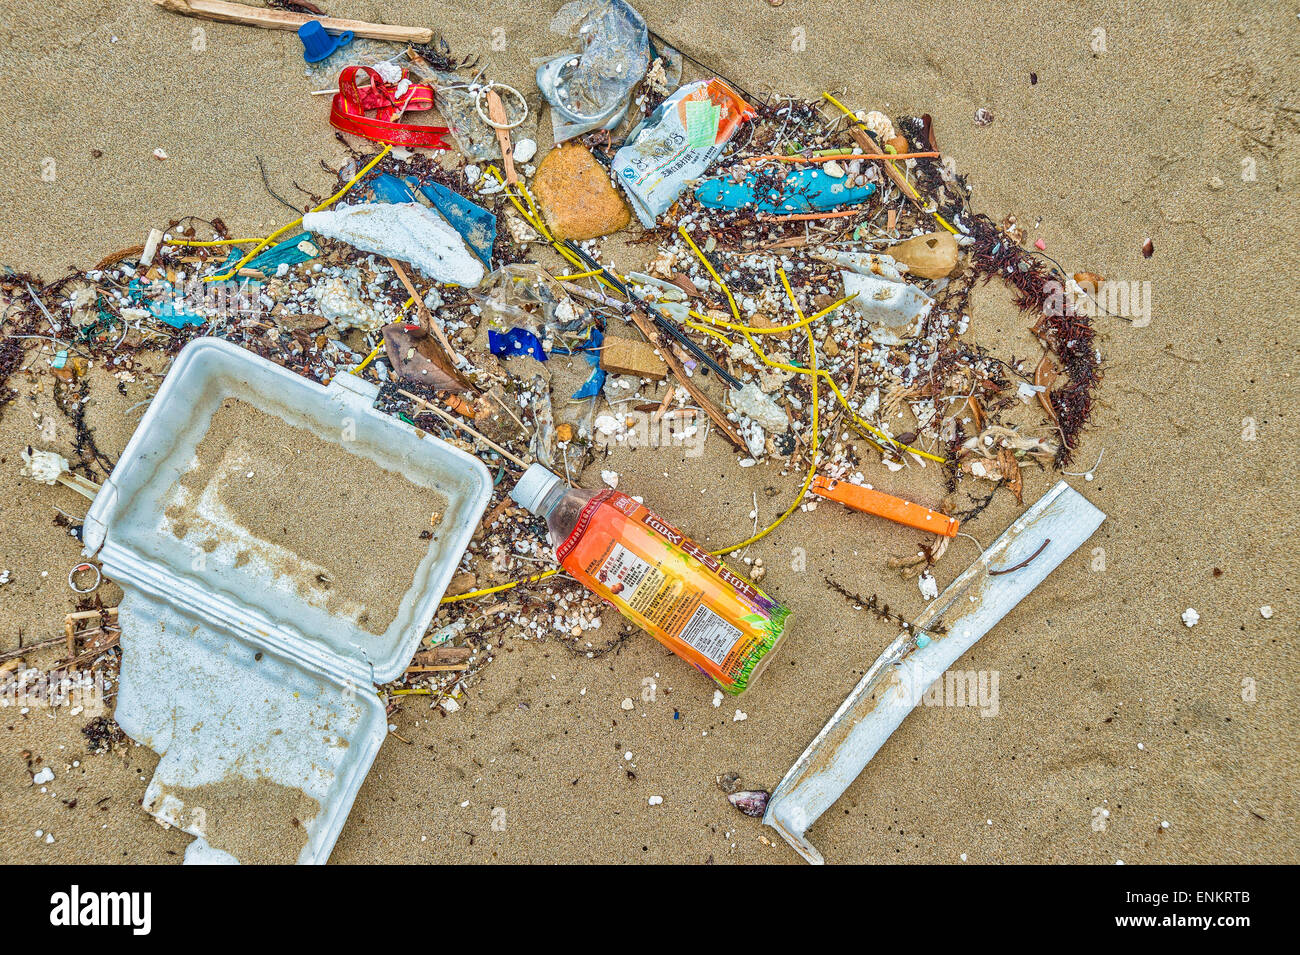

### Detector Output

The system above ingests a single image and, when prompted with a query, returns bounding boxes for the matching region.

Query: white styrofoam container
[83,338,491,863]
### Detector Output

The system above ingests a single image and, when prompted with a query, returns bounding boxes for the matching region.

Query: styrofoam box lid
[84,338,491,685]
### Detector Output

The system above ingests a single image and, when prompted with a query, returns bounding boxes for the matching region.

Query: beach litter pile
[1,0,1115,863]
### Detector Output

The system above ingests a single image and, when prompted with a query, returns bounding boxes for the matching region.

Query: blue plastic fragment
[51,350,68,370]
[126,276,209,329]
[571,366,607,400]
[694,167,876,214]
[417,181,497,268]
[552,327,606,399]
[366,173,419,205]
[488,327,547,362]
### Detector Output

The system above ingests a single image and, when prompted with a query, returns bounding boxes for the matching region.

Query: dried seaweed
[826,577,948,635]
[966,213,1102,464]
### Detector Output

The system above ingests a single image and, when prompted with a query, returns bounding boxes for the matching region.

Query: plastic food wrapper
[536,0,650,141]
[613,79,757,227]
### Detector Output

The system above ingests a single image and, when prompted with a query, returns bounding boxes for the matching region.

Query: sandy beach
[1,0,1296,864]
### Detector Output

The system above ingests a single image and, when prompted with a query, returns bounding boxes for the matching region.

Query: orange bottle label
[556,490,789,693]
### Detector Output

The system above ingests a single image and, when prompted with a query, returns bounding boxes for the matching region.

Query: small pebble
[513,139,537,163]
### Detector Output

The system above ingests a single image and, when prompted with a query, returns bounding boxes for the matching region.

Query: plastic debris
[298,20,354,63]
[511,464,790,694]
[765,483,1106,863]
[809,476,960,536]
[822,251,934,343]
[366,173,497,268]
[488,327,548,361]
[536,0,650,140]
[613,79,756,226]
[696,167,876,215]
[302,202,485,286]
[244,232,320,273]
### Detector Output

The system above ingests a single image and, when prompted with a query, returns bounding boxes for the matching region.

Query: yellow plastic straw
[677,226,943,463]
[351,342,385,376]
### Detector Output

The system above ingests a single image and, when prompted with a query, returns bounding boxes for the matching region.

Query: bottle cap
[510,464,562,516]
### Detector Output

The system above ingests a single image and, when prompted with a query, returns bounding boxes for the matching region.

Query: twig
[398,389,529,469]
[149,0,433,43]
[0,634,66,663]
[989,538,1050,576]
[387,258,464,365]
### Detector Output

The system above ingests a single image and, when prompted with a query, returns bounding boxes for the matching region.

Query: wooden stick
[624,309,747,451]
[150,0,433,44]
[413,646,472,665]
[64,607,120,660]
[387,259,464,365]
[827,103,917,206]
[486,90,517,185]
[67,634,121,669]
[0,635,66,664]
[398,389,530,469]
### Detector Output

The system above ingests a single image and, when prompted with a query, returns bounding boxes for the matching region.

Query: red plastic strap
[330,66,450,149]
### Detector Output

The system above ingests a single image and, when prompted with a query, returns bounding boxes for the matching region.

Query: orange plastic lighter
[809,475,959,537]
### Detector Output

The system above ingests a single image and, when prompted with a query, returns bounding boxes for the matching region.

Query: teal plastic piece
[244,232,319,274]
[694,167,876,215]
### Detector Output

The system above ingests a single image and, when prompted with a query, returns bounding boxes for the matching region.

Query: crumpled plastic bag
[816,251,934,344]
[535,0,650,141]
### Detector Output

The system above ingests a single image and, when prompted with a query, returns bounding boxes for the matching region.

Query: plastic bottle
[511,464,790,694]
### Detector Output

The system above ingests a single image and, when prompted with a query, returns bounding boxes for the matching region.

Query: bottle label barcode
[678,604,742,666]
